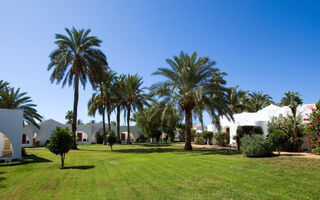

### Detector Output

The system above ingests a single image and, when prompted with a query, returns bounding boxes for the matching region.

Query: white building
[207,104,315,145]
[0,108,23,162]
[22,119,142,146]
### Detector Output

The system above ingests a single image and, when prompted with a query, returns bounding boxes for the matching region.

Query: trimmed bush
[194,135,206,145]
[268,130,289,154]
[47,127,74,168]
[241,135,273,157]
[214,132,230,147]
[202,131,213,145]
[95,132,103,144]
[106,131,117,151]
[237,126,263,138]
[312,147,320,155]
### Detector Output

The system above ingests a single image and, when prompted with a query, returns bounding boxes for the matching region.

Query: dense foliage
[48,27,107,149]
[268,114,305,151]
[213,132,230,146]
[241,135,274,157]
[236,126,263,138]
[47,127,74,168]
[305,101,320,154]
[151,51,232,150]
[202,131,214,145]
[268,130,289,154]
[106,131,117,151]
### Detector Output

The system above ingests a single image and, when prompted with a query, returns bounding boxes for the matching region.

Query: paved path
[192,144,320,159]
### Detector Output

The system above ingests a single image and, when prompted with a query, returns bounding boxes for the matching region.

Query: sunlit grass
[0,143,319,200]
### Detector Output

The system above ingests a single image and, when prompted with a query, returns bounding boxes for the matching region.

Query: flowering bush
[305,101,320,154]
[268,114,305,151]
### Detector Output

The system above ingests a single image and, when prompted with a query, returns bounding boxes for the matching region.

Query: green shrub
[237,126,263,138]
[241,135,274,157]
[214,132,230,147]
[202,131,213,144]
[47,127,74,168]
[194,135,206,145]
[95,132,103,144]
[268,130,289,154]
[136,135,146,143]
[312,147,320,155]
[285,138,303,152]
[106,131,117,151]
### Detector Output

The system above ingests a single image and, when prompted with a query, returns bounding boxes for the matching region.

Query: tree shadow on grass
[62,165,95,170]
[0,154,52,167]
[0,172,6,188]
[113,147,241,156]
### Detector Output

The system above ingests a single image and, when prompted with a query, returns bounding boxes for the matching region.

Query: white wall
[0,108,23,161]
[207,104,315,146]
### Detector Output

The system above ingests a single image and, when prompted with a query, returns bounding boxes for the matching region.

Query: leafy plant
[268,130,289,154]
[47,127,74,168]
[213,132,230,147]
[202,131,213,145]
[236,126,263,138]
[106,131,117,151]
[304,101,320,154]
[241,135,273,157]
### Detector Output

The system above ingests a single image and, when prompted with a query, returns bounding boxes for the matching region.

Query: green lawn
[1,144,320,200]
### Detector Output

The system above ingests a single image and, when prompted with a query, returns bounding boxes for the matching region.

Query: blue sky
[1,0,319,125]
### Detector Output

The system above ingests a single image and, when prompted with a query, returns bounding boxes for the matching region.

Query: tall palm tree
[123,74,147,144]
[194,72,232,132]
[90,65,108,145]
[48,27,107,149]
[113,75,126,144]
[0,87,42,128]
[0,80,9,91]
[88,70,116,145]
[65,110,73,124]
[249,91,273,112]
[151,51,231,150]
[227,86,250,114]
[280,91,303,140]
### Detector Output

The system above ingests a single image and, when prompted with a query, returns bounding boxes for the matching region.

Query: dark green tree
[280,91,303,140]
[48,27,107,149]
[151,51,232,150]
[123,74,148,144]
[48,127,74,168]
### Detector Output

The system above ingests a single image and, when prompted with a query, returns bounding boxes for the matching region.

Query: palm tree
[280,91,303,140]
[88,70,116,145]
[0,80,9,91]
[249,91,273,112]
[151,51,231,150]
[123,74,147,144]
[48,27,107,149]
[227,86,250,114]
[113,75,126,144]
[0,87,42,128]
[65,110,73,124]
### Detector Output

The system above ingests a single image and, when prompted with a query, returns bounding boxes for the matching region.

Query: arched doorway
[76,131,89,144]
[0,132,13,157]
[22,133,30,144]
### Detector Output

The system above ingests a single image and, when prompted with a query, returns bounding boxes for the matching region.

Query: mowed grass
[1,144,320,200]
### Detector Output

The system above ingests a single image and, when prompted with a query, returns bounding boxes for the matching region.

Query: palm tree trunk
[71,73,79,149]
[199,111,204,131]
[107,112,111,131]
[127,105,131,144]
[116,106,121,144]
[100,86,106,146]
[184,109,192,150]
[293,108,297,140]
